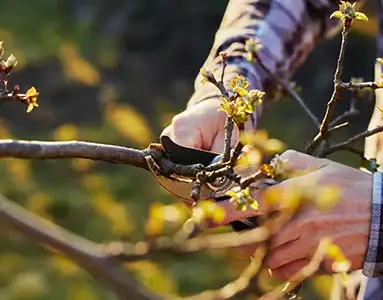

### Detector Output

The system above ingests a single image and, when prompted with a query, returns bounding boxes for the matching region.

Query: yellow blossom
[24,87,39,113]
[192,200,225,224]
[325,241,351,276]
[245,38,263,62]
[6,54,18,68]
[330,1,368,22]
[240,130,285,155]
[226,187,258,211]
[229,75,250,94]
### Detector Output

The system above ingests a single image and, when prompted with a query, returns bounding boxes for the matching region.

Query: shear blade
[151,173,215,204]
[160,136,218,166]
[149,136,220,202]
[150,136,267,203]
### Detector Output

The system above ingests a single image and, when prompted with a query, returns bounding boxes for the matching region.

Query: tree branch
[0,139,150,169]
[0,194,161,300]
[305,26,350,155]
[329,97,358,129]
[320,125,383,157]
[105,226,270,261]
[223,118,234,162]
[338,81,380,90]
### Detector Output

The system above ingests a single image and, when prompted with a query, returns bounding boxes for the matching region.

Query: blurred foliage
[0,0,380,299]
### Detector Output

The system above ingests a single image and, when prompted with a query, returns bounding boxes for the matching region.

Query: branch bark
[0,139,149,169]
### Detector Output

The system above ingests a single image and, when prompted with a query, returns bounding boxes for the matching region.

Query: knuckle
[270,268,287,281]
[171,113,187,127]
[280,149,299,161]
[160,125,171,137]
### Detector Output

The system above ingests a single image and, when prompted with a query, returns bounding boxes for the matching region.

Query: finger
[344,270,363,300]
[163,123,204,149]
[235,244,260,257]
[268,218,304,251]
[364,109,382,159]
[265,237,306,269]
[160,125,171,139]
[279,150,330,177]
[212,178,299,227]
[269,258,310,281]
[211,181,289,227]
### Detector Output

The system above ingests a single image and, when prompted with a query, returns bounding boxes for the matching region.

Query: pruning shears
[147,135,276,232]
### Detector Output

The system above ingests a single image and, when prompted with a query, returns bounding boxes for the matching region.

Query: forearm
[188,0,347,127]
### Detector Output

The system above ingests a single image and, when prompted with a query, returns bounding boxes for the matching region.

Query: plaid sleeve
[363,172,383,277]
[187,0,351,128]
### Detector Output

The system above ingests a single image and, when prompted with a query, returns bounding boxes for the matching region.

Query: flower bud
[6,54,18,68]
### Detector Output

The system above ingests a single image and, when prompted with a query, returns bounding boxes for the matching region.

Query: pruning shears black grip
[151,136,276,232]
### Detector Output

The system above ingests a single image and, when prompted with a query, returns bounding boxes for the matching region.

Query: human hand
[161,99,252,152]
[214,150,373,281]
[365,105,383,163]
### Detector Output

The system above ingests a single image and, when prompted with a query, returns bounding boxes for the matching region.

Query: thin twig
[252,52,320,129]
[178,245,267,300]
[202,60,234,162]
[320,125,383,157]
[324,145,364,159]
[105,226,270,261]
[329,108,358,128]
[338,81,380,90]
[108,204,295,262]
[223,117,234,162]
[177,209,301,300]
[230,123,245,166]
[306,26,350,155]
[328,122,349,133]
[0,67,7,92]
[220,51,228,84]
[259,239,330,300]
[240,170,266,189]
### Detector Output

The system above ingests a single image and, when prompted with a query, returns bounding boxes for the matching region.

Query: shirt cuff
[363,172,383,277]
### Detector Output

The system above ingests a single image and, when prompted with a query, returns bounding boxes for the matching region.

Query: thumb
[210,132,225,153]
[278,149,329,177]
[210,128,239,153]
[205,150,329,227]
[161,125,204,149]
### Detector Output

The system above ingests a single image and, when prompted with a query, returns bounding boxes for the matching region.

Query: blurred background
[0,0,380,299]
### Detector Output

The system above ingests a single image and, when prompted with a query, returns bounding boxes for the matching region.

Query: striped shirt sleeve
[187,0,350,127]
[363,172,383,277]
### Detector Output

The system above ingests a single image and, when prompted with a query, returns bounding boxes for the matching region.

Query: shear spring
[206,176,231,190]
